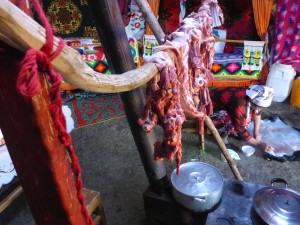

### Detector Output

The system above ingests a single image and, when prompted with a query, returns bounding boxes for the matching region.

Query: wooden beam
[0,42,89,224]
[0,0,158,93]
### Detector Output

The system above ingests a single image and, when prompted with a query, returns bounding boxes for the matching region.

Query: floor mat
[248,116,300,157]
[63,93,125,128]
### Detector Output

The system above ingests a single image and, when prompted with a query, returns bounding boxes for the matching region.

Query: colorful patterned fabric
[242,41,265,71]
[125,12,146,40]
[213,50,243,63]
[86,60,111,74]
[210,110,235,137]
[128,37,141,67]
[158,0,181,34]
[143,35,159,58]
[42,0,132,38]
[273,0,300,73]
[43,0,98,38]
[64,37,140,74]
[64,38,101,54]
[63,94,125,128]
[211,62,261,79]
[209,87,261,141]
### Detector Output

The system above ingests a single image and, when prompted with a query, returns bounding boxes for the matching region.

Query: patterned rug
[63,94,125,128]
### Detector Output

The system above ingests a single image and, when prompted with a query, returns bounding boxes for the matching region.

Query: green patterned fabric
[211,62,261,79]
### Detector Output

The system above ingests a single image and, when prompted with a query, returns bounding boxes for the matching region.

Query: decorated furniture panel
[209,39,265,87]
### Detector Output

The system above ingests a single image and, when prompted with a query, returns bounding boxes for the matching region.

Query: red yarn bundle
[16,0,93,224]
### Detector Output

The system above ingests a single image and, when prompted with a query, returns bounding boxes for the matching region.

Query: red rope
[16,1,93,224]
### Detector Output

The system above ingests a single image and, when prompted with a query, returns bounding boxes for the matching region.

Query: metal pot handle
[193,196,206,203]
[271,178,288,188]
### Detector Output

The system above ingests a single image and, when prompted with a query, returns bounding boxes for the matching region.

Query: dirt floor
[1,99,300,225]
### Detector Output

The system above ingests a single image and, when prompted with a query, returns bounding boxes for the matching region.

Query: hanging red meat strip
[139,0,223,174]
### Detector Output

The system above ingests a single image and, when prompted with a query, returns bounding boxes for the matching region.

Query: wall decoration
[42,0,97,38]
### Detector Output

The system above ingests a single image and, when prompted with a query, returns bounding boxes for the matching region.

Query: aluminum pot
[252,178,300,225]
[170,162,224,212]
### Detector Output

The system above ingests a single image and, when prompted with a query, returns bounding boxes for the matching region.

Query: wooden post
[135,0,165,44]
[87,0,169,193]
[0,42,88,224]
[204,116,243,181]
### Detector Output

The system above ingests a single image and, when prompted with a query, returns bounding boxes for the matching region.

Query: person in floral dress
[209,85,274,153]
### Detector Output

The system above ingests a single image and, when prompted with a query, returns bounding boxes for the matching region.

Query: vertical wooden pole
[204,116,243,181]
[0,42,88,224]
[135,0,165,44]
[87,0,169,192]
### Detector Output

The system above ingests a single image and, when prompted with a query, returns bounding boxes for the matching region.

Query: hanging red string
[16,0,94,224]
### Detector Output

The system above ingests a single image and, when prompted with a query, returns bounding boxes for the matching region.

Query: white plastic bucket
[266,62,296,102]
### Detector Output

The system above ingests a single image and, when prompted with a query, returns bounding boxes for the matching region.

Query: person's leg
[209,110,233,146]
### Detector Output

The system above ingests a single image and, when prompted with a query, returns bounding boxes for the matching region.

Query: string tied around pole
[16,0,94,224]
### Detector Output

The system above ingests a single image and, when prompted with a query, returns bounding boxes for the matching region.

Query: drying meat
[139,0,223,174]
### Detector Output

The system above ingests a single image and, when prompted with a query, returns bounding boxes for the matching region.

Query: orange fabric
[145,0,160,35]
[252,0,274,41]
[208,80,259,88]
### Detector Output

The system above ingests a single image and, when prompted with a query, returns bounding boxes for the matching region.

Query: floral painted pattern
[273,0,300,73]
[125,12,145,40]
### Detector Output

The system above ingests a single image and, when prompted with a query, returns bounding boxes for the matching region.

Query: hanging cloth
[252,0,274,41]
[242,41,265,71]
[209,0,223,28]
[272,0,300,73]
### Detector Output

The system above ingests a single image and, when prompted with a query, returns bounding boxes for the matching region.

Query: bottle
[290,77,300,108]
[266,62,296,102]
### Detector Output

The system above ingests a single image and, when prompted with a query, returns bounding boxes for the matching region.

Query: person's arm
[253,112,262,141]
[234,109,273,153]
[246,137,274,153]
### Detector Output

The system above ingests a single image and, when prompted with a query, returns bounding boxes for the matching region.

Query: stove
[144,179,265,225]
[205,179,265,225]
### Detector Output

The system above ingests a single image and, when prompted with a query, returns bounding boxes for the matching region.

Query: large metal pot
[252,178,300,225]
[170,162,224,212]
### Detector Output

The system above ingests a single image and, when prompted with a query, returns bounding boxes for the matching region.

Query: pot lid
[253,186,300,225]
[171,162,223,197]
